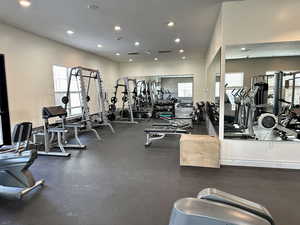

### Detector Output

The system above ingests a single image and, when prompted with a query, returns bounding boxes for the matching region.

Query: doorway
[0,54,11,145]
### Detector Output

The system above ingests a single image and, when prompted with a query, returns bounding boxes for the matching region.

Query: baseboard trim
[221,159,300,169]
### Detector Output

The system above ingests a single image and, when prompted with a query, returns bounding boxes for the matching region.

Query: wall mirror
[126,75,194,118]
[224,41,300,142]
[206,48,221,136]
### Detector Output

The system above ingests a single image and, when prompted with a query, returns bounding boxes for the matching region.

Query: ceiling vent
[158,50,172,54]
[88,4,99,10]
[128,52,140,55]
[145,50,152,55]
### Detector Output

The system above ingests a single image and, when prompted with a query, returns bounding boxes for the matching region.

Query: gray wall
[161,77,194,102]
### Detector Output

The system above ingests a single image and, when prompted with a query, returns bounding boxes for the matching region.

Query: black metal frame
[0,54,11,145]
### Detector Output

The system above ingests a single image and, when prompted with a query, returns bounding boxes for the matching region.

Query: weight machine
[108,77,138,124]
[251,71,300,114]
[133,80,152,115]
[36,106,86,157]
[62,67,115,139]
[225,87,259,139]
[248,71,300,140]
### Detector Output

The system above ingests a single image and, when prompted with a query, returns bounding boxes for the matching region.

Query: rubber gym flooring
[1,121,300,225]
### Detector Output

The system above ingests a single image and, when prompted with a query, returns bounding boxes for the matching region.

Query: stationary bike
[0,122,44,199]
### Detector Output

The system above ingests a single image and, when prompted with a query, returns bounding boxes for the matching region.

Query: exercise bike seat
[197,188,274,225]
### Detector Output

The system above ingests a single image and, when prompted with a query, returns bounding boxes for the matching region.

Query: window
[178,82,193,97]
[266,71,300,105]
[225,73,244,108]
[215,82,220,98]
[225,72,244,88]
[52,65,82,116]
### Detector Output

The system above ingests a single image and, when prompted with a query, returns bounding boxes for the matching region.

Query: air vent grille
[128,52,140,55]
[158,50,172,54]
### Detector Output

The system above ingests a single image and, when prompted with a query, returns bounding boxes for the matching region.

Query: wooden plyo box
[180,134,220,168]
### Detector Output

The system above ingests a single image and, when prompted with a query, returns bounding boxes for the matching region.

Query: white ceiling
[0,0,235,62]
[226,41,300,60]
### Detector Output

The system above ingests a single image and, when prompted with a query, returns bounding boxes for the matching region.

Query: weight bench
[152,122,190,129]
[38,123,86,157]
[144,127,188,147]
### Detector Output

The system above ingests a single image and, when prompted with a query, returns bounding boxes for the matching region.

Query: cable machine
[62,67,115,139]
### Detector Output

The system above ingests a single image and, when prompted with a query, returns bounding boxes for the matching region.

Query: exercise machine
[108,77,138,124]
[37,106,86,157]
[0,122,44,199]
[225,87,259,139]
[131,80,152,118]
[144,119,191,147]
[258,112,300,140]
[63,66,115,138]
[169,188,274,225]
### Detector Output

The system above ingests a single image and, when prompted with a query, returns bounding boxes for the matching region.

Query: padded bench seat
[152,123,190,128]
[144,128,188,134]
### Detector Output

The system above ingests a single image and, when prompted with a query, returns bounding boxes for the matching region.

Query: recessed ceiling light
[154,57,158,61]
[114,25,122,31]
[129,58,133,62]
[179,49,184,53]
[182,56,187,60]
[134,41,140,46]
[66,30,74,35]
[97,44,103,48]
[167,21,175,27]
[174,38,181,43]
[19,0,31,7]
[241,47,247,51]
[115,52,120,56]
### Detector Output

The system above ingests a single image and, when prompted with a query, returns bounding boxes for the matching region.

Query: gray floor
[1,121,300,225]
